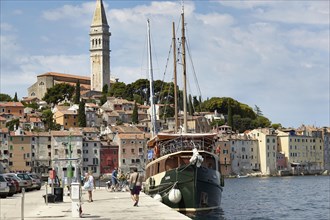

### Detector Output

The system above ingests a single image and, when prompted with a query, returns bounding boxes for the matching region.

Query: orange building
[0,102,24,117]
[53,110,78,130]
[8,129,32,172]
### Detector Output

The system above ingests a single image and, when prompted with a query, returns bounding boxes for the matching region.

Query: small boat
[143,6,224,214]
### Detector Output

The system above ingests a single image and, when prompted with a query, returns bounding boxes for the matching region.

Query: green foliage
[102,84,109,94]
[42,83,75,106]
[0,93,12,101]
[41,109,60,130]
[109,82,127,98]
[227,102,233,128]
[100,94,107,106]
[23,102,39,110]
[74,81,81,104]
[252,116,271,128]
[159,105,175,119]
[132,102,138,124]
[78,101,86,127]
[210,119,226,127]
[13,92,18,102]
[271,123,282,130]
[254,105,263,116]
[98,78,273,131]
[6,118,20,131]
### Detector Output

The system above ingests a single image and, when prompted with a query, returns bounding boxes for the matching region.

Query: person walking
[111,168,118,191]
[129,167,143,207]
[86,171,95,202]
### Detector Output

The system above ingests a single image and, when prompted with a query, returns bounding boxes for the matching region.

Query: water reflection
[188,208,226,220]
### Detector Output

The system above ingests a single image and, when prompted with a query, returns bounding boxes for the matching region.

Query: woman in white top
[87,171,95,202]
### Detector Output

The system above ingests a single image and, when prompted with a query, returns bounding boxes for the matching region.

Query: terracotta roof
[117,133,147,140]
[0,128,9,133]
[0,102,24,107]
[0,116,6,121]
[70,127,99,133]
[51,131,82,136]
[57,110,78,115]
[38,72,90,81]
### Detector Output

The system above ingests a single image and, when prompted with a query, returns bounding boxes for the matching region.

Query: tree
[42,83,75,106]
[271,123,282,130]
[6,118,19,131]
[13,92,18,102]
[0,93,12,101]
[254,105,263,116]
[74,81,81,104]
[41,109,60,130]
[102,84,109,94]
[132,102,138,124]
[227,100,233,128]
[188,94,194,116]
[78,101,86,127]
[159,105,175,119]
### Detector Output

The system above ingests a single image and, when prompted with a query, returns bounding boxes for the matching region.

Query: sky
[0,0,329,128]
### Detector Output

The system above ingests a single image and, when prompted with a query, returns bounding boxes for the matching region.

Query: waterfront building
[249,128,277,175]
[30,132,52,175]
[322,127,330,171]
[0,128,10,171]
[50,131,83,181]
[113,132,147,173]
[72,127,101,177]
[100,139,118,174]
[277,129,324,174]
[216,137,232,176]
[8,127,32,172]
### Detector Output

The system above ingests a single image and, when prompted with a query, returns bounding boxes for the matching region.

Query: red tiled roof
[38,72,90,81]
[0,102,24,107]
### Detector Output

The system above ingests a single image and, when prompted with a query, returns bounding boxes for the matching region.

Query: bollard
[21,188,25,220]
[45,183,48,205]
[71,182,81,218]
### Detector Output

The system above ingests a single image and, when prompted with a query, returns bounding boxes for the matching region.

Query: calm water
[194,175,330,220]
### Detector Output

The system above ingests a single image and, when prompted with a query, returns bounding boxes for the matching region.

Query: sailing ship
[143,7,224,214]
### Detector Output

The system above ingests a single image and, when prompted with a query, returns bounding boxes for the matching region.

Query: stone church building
[28,0,114,100]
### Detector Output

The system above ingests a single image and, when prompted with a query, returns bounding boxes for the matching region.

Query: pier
[1,186,191,220]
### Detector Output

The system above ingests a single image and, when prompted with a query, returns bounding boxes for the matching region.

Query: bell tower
[90,0,111,92]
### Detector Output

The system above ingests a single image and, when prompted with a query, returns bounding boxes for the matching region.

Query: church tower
[90,0,111,92]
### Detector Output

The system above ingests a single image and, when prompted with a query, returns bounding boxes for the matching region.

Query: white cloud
[1,1,329,127]
[42,2,95,27]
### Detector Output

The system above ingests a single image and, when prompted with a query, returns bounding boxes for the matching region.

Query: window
[122,159,126,164]
[10,145,13,150]
[9,161,13,166]
[48,145,51,149]
[123,149,126,154]
[139,148,143,153]
[94,149,97,154]
[94,143,97,147]
[131,159,135,163]
[131,149,135,154]
[21,146,24,151]
[48,152,51,157]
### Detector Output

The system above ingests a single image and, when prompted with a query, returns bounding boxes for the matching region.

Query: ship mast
[181,5,188,133]
[147,19,157,137]
[172,22,178,133]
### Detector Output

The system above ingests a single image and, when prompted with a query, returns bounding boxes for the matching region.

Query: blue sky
[0,0,329,128]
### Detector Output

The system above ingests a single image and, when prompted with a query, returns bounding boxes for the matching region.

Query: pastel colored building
[53,109,78,130]
[0,102,24,117]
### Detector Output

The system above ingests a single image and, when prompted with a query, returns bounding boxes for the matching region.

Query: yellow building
[53,110,78,130]
[277,129,324,174]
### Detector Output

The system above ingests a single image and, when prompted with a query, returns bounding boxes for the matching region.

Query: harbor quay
[0,186,191,220]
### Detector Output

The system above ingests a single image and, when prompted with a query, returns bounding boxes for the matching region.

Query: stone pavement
[23,187,191,220]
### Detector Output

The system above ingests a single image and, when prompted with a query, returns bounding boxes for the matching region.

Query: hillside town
[0,97,329,179]
[1,0,329,181]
